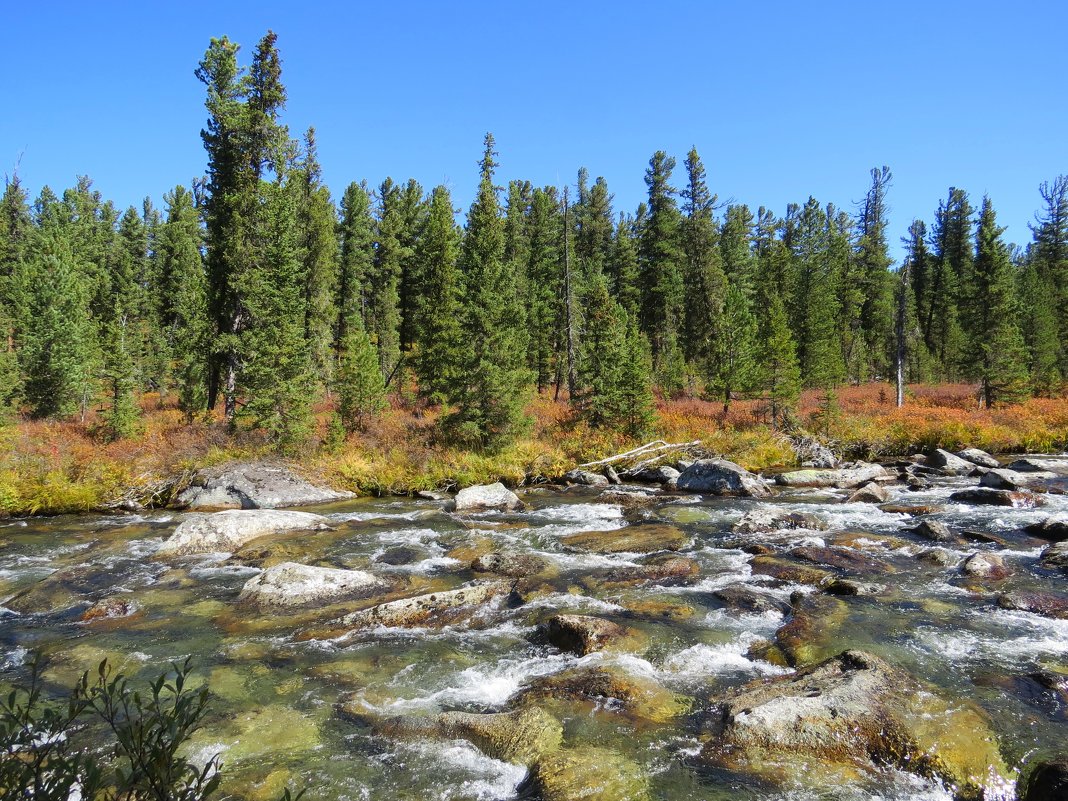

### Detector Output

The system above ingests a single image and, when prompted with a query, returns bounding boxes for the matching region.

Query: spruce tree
[443,133,532,449]
[575,270,628,428]
[973,197,1030,406]
[926,188,972,378]
[706,283,757,414]
[574,172,614,278]
[396,178,428,355]
[335,181,375,361]
[609,212,640,319]
[899,220,935,384]
[754,279,801,430]
[413,185,464,404]
[525,187,562,392]
[370,178,404,380]
[336,322,387,433]
[617,317,656,439]
[1029,176,1068,381]
[852,167,894,379]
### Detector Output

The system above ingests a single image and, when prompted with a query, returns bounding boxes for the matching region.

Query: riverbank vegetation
[1,31,1066,514]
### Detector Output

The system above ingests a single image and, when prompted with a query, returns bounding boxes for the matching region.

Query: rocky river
[2,452,1067,801]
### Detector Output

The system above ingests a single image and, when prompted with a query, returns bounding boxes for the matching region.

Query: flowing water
[2,458,1067,800]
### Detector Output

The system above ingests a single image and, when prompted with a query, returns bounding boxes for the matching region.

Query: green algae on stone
[530,746,650,801]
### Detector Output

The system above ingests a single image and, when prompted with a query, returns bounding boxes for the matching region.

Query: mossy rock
[771,591,851,668]
[437,707,563,764]
[560,524,690,554]
[185,704,321,764]
[529,746,650,801]
[749,555,834,587]
[517,664,691,724]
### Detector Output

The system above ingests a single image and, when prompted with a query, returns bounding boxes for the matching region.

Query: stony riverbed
[2,453,1067,800]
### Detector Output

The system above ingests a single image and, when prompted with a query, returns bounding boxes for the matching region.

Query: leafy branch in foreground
[0,654,303,801]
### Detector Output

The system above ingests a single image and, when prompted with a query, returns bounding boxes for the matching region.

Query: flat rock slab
[949,487,1044,508]
[732,508,827,535]
[998,590,1068,619]
[331,581,510,631]
[175,462,353,510]
[237,562,391,609]
[774,462,888,489]
[560,524,689,554]
[157,510,332,557]
[676,459,770,497]
[956,448,1000,469]
[452,482,523,512]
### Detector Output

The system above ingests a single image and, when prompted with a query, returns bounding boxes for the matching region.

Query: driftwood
[579,440,703,470]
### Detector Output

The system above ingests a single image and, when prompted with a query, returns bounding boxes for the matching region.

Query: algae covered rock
[702,650,1010,800]
[560,523,689,554]
[539,614,646,656]
[518,664,690,724]
[157,510,332,557]
[732,508,827,535]
[236,561,391,609]
[528,747,649,801]
[437,707,563,764]
[322,580,510,633]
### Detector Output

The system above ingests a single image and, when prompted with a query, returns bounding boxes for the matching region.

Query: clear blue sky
[4,1,1065,257]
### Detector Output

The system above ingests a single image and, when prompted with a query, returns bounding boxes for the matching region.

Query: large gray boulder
[949,487,1043,508]
[956,448,1000,468]
[452,482,523,512]
[732,508,827,535]
[774,462,888,489]
[791,435,838,468]
[174,462,353,510]
[237,562,390,609]
[563,469,610,487]
[927,448,976,475]
[157,510,332,557]
[676,459,770,497]
[702,650,1009,800]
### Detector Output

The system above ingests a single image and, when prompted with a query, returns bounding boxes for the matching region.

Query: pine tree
[609,212,640,319]
[617,317,656,439]
[413,185,464,404]
[1029,176,1068,381]
[926,188,972,377]
[852,167,895,379]
[899,220,935,385]
[754,276,801,430]
[575,270,628,428]
[574,172,614,278]
[443,134,532,449]
[525,186,562,392]
[335,181,374,361]
[790,198,844,389]
[336,322,387,433]
[973,197,1030,406]
[396,179,428,355]
[720,204,757,297]
[370,178,404,380]
[706,283,757,414]
[1018,247,1060,395]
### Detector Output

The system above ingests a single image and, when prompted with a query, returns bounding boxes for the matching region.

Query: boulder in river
[926,448,976,476]
[627,464,681,485]
[676,459,771,497]
[563,469,610,487]
[774,462,888,489]
[846,482,891,503]
[80,596,138,622]
[539,614,646,655]
[560,523,689,554]
[713,585,792,616]
[519,664,690,724]
[527,746,650,801]
[237,562,391,609]
[980,468,1031,490]
[997,590,1068,619]
[956,448,1000,469]
[157,510,332,557]
[1021,758,1068,801]
[960,552,1010,581]
[732,508,827,535]
[1026,515,1068,542]
[471,551,556,578]
[701,650,1010,800]
[1041,541,1068,569]
[909,519,960,544]
[451,482,523,512]
[327,580,510,632]
[949,487,1044,508]
[1008,457,1066,473]
[174,461,353,510]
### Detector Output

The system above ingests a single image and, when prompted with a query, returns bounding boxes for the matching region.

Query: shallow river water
[2,457,1067,801]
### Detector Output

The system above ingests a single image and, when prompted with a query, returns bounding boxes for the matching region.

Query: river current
[2,458,1067,800]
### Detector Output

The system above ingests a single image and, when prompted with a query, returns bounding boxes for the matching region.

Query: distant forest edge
[1,30,1066,456]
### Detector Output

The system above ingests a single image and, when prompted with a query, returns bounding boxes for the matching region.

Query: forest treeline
[0,31,1065,452]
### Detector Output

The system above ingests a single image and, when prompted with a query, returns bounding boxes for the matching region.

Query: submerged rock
[236,562,391,609]
[539,614,645,656]
[80,596,138,622]
[325,580,510,632]
[436,707,563,765]
[749,555,834,587]
[927,448,976,476]
[560,523,689,554]
[519,664,690,724]
[676,459,771,497]
[713,585,792,616]
[821,577,884,597]
[956,448,1000,469]
[1021,758,1068,801]
[157,510,332,557]
[774,462,888,489]
[1026,515,1068,542]
[174,461,352,509]
[527,746,650,801]
[701,650,1009,800]
[949,487,1044,508]
[997,590,1068,619]
[452,482,523,512]
[772,591,850,667]
[732,508,827,535]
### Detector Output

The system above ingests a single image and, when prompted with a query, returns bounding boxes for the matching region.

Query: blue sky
[4,1,1065,256]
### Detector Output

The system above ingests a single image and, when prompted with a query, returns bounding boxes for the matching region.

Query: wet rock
[452,482,523,512]
[596,486,661,509]
[618,595,697,621]
[174,461,353,509]
[732,508,827,535]
[926,448,975,476]
[528,746,650,801]
[415,490,449,501]
[375,545,430,566]
[627,465,681,485]
[956,448,1000,469]
[472,551,555,578]
[519,665,690,724]
[157,510,332,557]
[997,590,1068,619]
[564,469,610,487]
[712,585,792,616]
[772,591,850,667]
[822,577,884,596]
[5,567,99,615]
[1008,457,1063,473]
[539,614,645,655]
[789,545,885,574]
[960,552,1010,580]
[590,554,701,589]
[324,580,510,632]
[949,487,1044,508]
[917,547,960,568]
[560,523,689,554]
[237,562,391,609]
[437,707,563,765]
[702,650,1009,800]
[676,459,771,497]
[906,475,931,491]
[1041,541,1068,569]
[749,555,834,587]
[1021,758,1068,801]
[909,519,959,544]
[774,462,888,489]
[1026,515,1068,542]
[791,435,838,468]
[846,482,890,503]
[981,468,1051,490]
[80,596,138,622]
[880,503,942,516]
